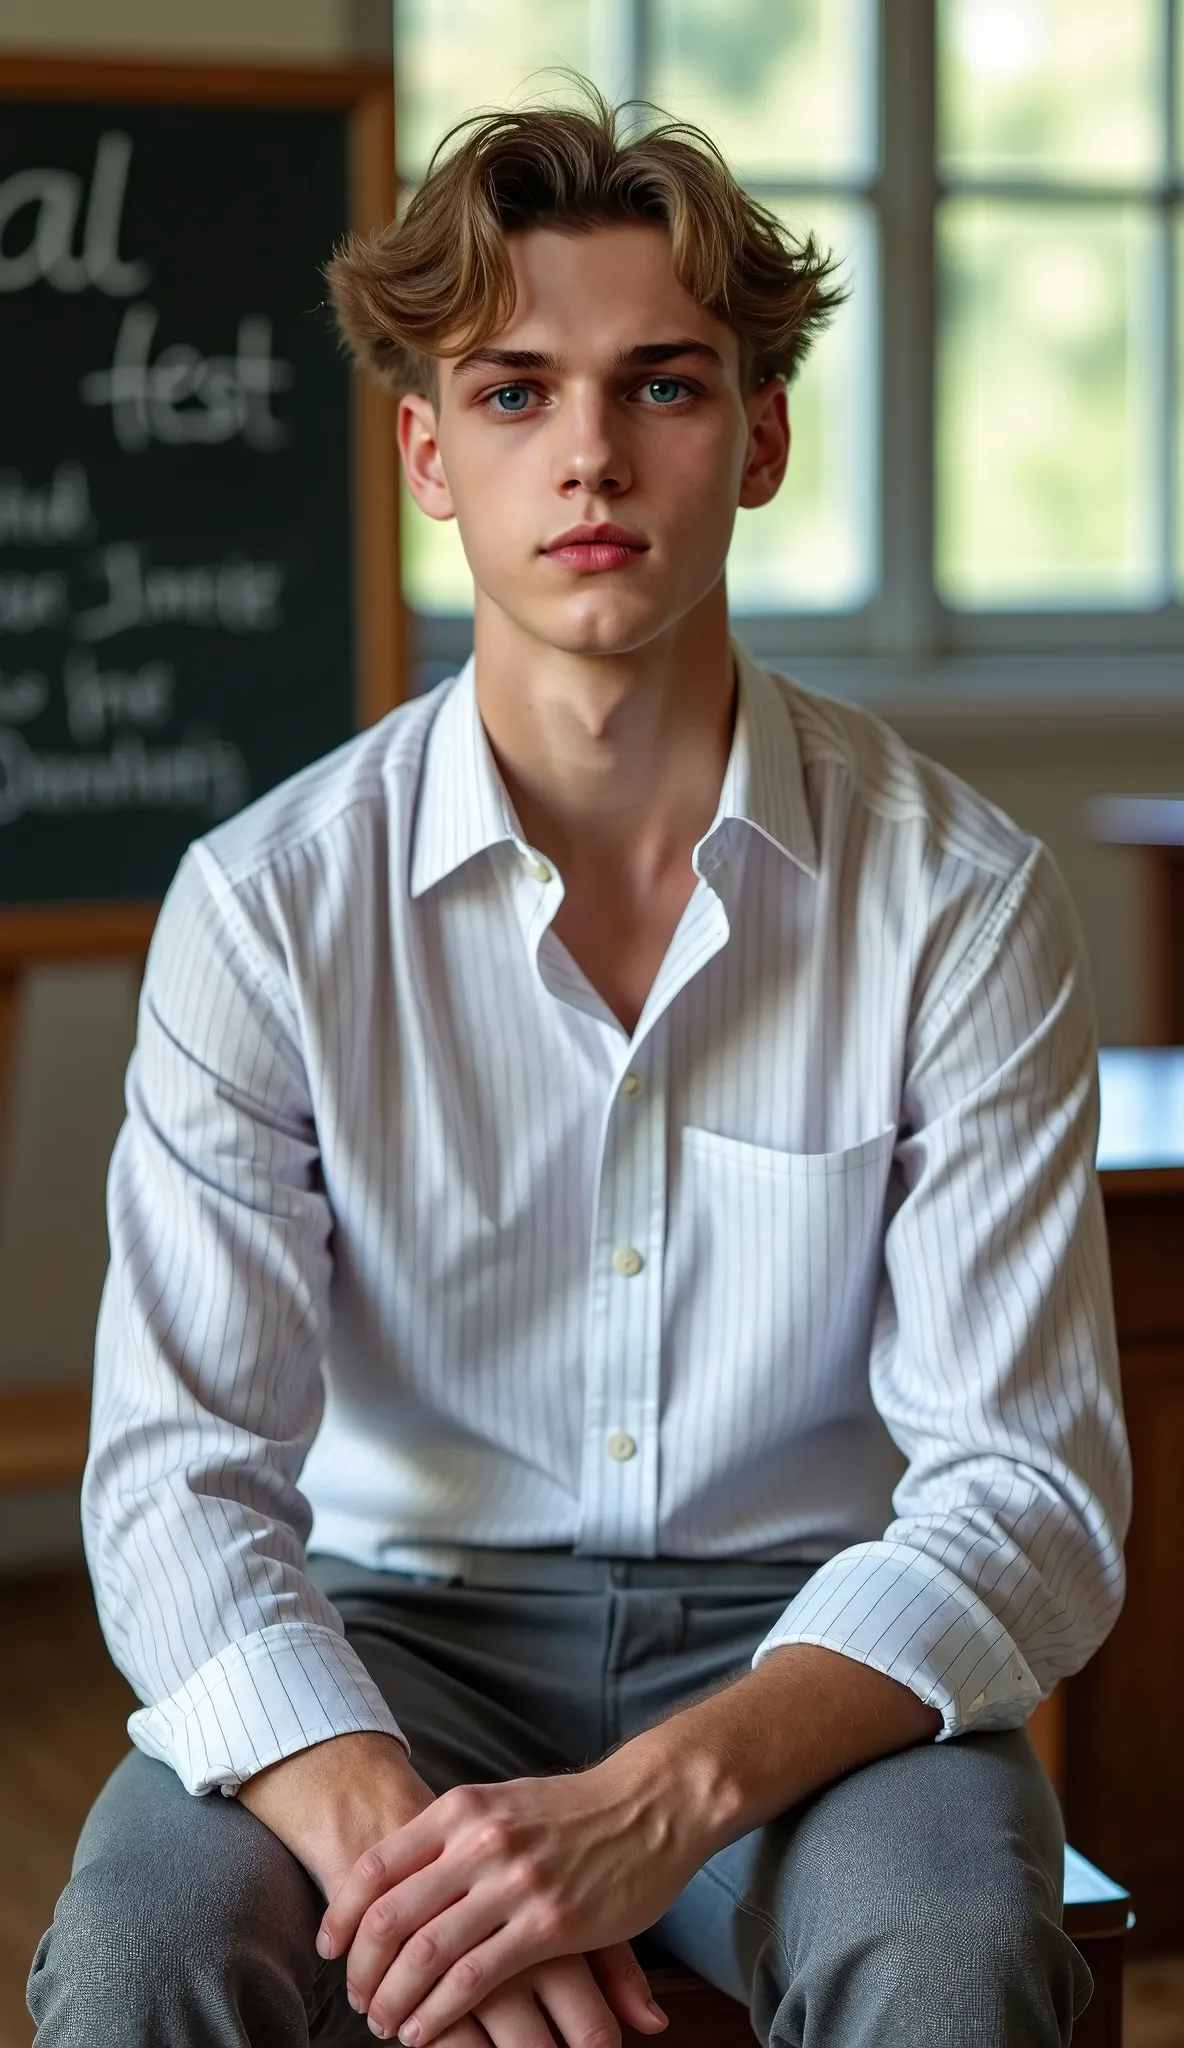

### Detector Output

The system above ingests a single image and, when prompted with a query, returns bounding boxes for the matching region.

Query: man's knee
[761,1874,1086,2047]
[27,1747,325,2043]
[747,1730,1091,2046]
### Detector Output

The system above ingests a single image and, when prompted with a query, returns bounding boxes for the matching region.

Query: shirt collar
[409,632,818,900]
[710,634,818,878]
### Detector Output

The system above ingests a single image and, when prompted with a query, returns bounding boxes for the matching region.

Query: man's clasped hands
[314,1738,727,2046]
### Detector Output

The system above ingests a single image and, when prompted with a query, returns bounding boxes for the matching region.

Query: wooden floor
[1,1564,1181,2048]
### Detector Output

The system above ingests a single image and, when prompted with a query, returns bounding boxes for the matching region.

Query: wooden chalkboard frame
[0,53,404,966]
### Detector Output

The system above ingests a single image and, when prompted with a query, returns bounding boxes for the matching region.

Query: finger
[367,1919,535,2044]
[346,1871,490,2010]
[354,1893,512,2036]
[468,1980,558,2048]
[432,2018,492,2048]
[588,1941,669,2032]
[318,1815,444,1959]
[526,1951,633,2047]
[413,2017,490,2048]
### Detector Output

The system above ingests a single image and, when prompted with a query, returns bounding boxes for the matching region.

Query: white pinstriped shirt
[83,633,1131,1798]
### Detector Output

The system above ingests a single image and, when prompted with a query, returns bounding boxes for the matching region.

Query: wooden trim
[0,53,391,107]
[0,904,160,966]
[1098,1163,1184,1197]
[0,1386,91,1492]
[348,70,405,726]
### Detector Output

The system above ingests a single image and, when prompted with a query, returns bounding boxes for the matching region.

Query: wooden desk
[1052,1046,1184,1952]
[1087,795,1184,1043]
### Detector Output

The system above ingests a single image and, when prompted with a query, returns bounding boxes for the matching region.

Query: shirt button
[607,1431,637,1461]
[612,1245,644,1277]
[620,1070,643,1098]
[969,1692,986,1712]
[524,855,552,883]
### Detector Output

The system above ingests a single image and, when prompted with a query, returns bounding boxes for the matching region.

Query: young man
[30,79,1128,2048]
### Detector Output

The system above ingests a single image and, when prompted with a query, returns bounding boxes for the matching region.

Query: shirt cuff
[125,1621,413,1797]
[750,1541,1041,1739]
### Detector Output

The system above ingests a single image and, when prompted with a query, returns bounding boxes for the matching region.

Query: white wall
[0,0,391,62]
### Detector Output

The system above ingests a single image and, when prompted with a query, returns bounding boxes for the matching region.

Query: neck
[471,580,737,886]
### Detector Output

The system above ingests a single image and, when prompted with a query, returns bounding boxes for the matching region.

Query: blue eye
[645,378,688,404]
[488,386,533,413]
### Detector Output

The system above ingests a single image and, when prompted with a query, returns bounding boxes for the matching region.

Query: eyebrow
[449,338,726,381]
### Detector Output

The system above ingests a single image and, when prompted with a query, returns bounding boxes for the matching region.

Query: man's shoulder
[765,662,1037,883]
[189,675,451,892]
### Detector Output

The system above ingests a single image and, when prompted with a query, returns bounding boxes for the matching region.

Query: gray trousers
[27,1545,1092,2046]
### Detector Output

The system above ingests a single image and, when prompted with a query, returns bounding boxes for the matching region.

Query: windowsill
[766,653,1184,750]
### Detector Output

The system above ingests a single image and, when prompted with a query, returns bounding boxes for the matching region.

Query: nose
[551,383,632,497]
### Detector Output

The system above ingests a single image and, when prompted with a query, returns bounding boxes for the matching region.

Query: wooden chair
[621,1845,1131,2046]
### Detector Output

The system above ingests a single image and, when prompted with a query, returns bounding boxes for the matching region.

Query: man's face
[398,220,789,656]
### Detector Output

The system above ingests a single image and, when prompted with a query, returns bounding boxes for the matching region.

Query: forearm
[235,1729,436,1901]
[609,1643,942,1859]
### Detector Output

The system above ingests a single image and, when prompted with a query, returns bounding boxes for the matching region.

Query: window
[936,0,1183,648]
[393,1,1184,687]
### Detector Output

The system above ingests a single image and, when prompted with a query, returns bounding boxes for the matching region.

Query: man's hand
[314,1644,942,2046]
[237,1730,671,2045]
[316,1743,726,2044]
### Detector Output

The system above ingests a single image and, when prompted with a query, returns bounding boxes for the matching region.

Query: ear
[397,391,457,522]
[738,376,790,511]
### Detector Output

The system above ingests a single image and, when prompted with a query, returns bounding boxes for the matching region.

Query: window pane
[729,199,877,613]
[649,0,877,184]
[1178,0,1184,174]
[1177,213,1184,594]
[936,199,1160,607]
[395,0,598,181]
[400,200,877,620]
[937,0,1162,185]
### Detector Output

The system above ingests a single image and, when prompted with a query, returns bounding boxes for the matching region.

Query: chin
[539,585,683,653]
[542,617,670,658]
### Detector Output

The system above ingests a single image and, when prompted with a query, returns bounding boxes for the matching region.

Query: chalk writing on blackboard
[0,130,146,296]
[0,93,356,904]
[80,307,294,452]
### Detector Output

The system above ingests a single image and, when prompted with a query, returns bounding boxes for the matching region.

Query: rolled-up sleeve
[751,838,1131,1739]
[81,844,411,1796]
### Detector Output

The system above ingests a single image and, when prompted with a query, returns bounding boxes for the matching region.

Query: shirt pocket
[666,1123,898,1426]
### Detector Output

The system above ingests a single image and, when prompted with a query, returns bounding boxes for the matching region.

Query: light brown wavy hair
[326,69,848,410]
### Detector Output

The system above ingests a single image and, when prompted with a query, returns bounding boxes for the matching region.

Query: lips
[543,539,648,572]
[544,523,647,550]
[542,523,649,572]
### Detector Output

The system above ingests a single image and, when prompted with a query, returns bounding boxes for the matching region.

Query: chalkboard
[0,58,400,959]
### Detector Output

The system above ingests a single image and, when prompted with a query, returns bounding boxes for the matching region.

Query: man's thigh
[31,1558,585,2048]
[649,1725,1091,2047]
[26,1741,368,2047]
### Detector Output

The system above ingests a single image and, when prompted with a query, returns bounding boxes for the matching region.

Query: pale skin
[236,218,942,2044]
